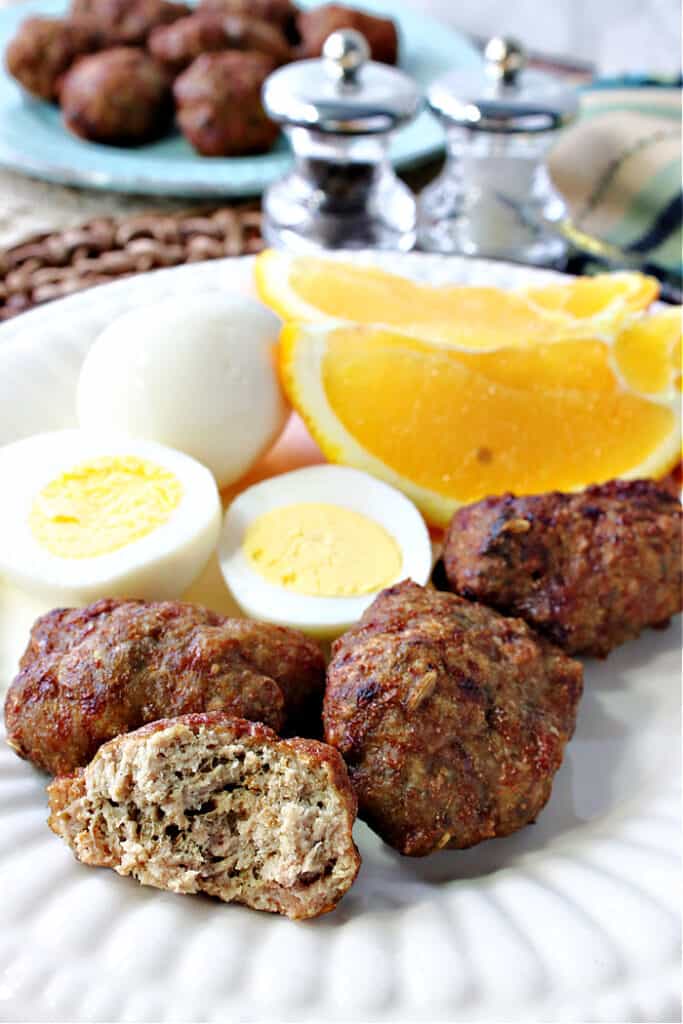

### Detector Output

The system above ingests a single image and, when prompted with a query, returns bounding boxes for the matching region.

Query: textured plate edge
[0,252,679,1024]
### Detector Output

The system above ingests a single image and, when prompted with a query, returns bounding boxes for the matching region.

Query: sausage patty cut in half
[324,580,583,857]
[4,598,325,775]
[443,479,683,657]
[47,713,361,919]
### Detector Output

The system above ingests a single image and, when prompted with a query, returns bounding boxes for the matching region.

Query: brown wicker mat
[0,204,264,321]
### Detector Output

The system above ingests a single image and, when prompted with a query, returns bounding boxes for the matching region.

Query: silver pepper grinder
[261,29,423,251]
[418,37,579,266]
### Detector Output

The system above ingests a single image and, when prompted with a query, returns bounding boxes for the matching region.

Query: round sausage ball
[295,4,398,64]
[5,16,101,101]
[70,0,190,46]
[60,47,172,146]
[324,580,583,856]
[173,51,279,157]
[149,13,290,75]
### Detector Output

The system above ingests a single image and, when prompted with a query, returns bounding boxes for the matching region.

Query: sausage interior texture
[47,713,361,919]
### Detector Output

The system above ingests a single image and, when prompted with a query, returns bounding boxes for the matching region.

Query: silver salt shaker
[261,29,423,251]
[419,37,579,266]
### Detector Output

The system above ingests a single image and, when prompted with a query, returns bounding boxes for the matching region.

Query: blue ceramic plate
[0,0,479,196]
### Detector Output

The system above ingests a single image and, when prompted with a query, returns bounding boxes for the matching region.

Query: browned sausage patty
[48,713,360,919]
[5,16,101,101]
[4,598,325,775]
[324,580,583,856]
[149,12,290,75]
[60,46,172,145]
[70,0,190,45]
[295,4,398,64]
[173,51,278,156]
[443,479,683,657]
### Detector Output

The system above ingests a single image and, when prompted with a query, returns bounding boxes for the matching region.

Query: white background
[0,0,681,73]
[404,0,682,75]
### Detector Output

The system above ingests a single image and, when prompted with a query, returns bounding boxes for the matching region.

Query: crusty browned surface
[5,16,102,101]
[443,479,683,657]
[173,50,278,157]
[295,4,398,63]
[4,598,325,776]
[149,13,290,75]
[324,580,583,857]
[47,712,360,920]
[60,46,172,145]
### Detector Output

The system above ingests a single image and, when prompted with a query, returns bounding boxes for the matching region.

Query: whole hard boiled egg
[219,465,432,637]
[77,293,288,490]
[0,431,221,604]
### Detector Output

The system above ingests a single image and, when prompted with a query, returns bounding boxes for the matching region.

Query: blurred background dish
[0,0,480,195]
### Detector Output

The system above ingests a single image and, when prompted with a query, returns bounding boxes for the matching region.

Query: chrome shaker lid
[428,36,579,133]
[262,29,423,134]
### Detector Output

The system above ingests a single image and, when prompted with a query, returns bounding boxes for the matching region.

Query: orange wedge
[611,307,681,398]
[521,271,659,334]
[255,251,657,348]
[280,322,680,527]
[256,251,592,351]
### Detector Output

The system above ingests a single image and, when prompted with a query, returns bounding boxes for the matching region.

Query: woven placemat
[0,204,264,321]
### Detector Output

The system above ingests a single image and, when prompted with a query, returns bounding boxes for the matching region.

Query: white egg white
[76,292,289,490]
[219,465,432,638]
[0,431,221,605]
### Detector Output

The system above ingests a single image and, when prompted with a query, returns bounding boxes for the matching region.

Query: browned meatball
[174,51,279,156]
[324,580,583,856]
[70,0,190,45]
[443,479,683,658]
[197,0,298,41]
[5,16,101,101]
[60,46,172,145]
[149,13,290,75]
[48,713,361,919]
[295,4,398,64]
[4,598,326,776]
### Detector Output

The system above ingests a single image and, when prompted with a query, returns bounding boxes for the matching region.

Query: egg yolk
[30,455,183,559]
[244,502,402,597]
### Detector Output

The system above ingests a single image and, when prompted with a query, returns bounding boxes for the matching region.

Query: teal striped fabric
[549,82,681,280]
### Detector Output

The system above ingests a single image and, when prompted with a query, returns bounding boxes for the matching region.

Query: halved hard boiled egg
[0,431,221,604]
[219,465,432,637]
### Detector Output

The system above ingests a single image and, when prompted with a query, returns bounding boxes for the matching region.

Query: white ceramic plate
[0,253,680,1024]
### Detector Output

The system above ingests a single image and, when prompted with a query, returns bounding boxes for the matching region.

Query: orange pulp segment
[280,323,680,526]
[612,307,682,396]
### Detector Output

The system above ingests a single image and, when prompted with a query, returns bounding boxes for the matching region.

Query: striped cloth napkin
[548,79,681,284]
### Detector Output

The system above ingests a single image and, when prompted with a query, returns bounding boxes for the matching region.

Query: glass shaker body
[263,126,417,251]
[419,125,568,266]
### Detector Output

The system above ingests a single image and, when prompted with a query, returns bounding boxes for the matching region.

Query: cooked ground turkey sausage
[197,0,298,42]
[173,50,279,156]
[324,580,583,856]
[4,598,325,775]
[60,46,172,145]
[149,12,290,75]
[443,479,683,657]
[5,17,102,101]
[69,0,190,46]
[48,713,361,919]
[295,3,398,63]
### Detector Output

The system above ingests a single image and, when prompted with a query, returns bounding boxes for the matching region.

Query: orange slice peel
[280,321,681,527]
